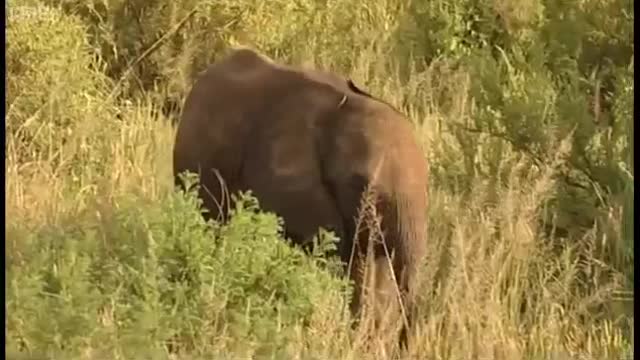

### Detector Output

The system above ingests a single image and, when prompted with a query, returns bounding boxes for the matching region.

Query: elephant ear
[347,79,373,98]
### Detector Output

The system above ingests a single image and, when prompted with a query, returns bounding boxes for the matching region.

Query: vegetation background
[6,0,634,358]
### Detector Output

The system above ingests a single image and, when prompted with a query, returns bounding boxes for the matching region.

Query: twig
[101,6,200,106]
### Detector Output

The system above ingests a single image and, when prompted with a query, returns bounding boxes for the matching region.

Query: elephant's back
[173,48,350,191]
[173,47,392,189]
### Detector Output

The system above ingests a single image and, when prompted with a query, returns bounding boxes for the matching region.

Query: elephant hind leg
[348,251,406,335]
[369,256,405,331]
[373,256,413,349]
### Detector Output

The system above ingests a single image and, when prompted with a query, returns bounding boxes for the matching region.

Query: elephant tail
[393,186,427,291]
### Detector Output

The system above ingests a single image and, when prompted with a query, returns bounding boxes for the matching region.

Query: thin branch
[448,122,594,192]
[448,122,546,167]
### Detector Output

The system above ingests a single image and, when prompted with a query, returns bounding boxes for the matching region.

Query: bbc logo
[6,4,59,23]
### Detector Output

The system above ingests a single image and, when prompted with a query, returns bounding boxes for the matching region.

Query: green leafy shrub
[6,179,350,358]
[399,0,633,258]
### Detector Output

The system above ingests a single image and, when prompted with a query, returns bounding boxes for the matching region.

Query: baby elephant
[173,47,428,345]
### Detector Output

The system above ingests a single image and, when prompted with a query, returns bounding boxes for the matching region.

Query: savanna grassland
[5,0,634,359]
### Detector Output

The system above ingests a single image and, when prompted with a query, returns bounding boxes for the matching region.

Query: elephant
[173,47,428,345]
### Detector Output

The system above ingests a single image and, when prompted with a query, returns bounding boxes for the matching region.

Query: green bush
[6,179,349,358]
[399,0,633,259]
